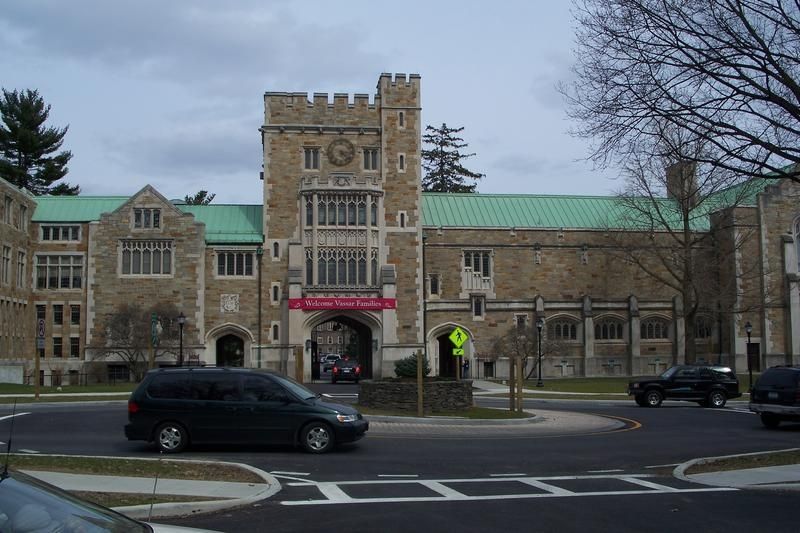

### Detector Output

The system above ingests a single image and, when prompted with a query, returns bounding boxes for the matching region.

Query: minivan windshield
[271,373,317,401]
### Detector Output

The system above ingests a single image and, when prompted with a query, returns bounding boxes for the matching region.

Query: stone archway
[429,323,475,378]
[216,334,245,367]
[305,311,380,380]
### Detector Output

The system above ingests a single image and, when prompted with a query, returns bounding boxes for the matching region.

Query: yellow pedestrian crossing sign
[449,327,468,349]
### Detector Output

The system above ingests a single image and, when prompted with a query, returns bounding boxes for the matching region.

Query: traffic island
[358,379,473,413]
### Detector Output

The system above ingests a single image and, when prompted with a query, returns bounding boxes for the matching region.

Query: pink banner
[289,297,397,311]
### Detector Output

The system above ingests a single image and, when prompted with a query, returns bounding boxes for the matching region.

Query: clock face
[327,138,355,166]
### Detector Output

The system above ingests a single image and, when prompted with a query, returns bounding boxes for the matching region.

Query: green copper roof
[32,197,263,245]
[422,193,636,229]
[32,196,129,222]
[180,204,263,244]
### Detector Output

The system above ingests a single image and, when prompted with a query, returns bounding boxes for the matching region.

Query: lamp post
[745,321,753,391]
[536,317,545,387]
[177,312,186,367]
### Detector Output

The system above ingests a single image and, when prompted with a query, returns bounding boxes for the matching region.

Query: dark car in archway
[332,358,362,384]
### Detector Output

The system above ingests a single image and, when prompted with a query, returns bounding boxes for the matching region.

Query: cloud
[0,1,385,95]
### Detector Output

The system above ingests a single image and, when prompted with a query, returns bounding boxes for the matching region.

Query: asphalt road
[1,386,798,532]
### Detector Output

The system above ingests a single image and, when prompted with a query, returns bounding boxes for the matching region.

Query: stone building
[0,73,798,384]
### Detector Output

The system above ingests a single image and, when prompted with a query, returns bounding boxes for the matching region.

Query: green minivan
[125,367,368,454]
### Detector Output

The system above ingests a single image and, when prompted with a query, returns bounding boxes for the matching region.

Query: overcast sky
[1,0,621,203]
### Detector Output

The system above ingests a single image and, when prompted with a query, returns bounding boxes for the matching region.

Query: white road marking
[280,473,736,506]
[316,482,353,503]
[18,449,40,454]
[644,464,680,469]
[518,479,574,495]
[378,474,419,478]
[586,469,624,473]
[0,413,31,422]
[619,476,679,492]
[271,471,310,476]
[490,473,526,477]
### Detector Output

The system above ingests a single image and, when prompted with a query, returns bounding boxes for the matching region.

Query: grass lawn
[685,449,800,475]
[7,454,265,483]
[0,382,136,395]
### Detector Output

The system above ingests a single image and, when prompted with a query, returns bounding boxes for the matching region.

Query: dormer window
[134,208,161,229]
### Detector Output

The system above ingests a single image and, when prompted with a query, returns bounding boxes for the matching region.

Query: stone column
[673,294,685,365]
[287,239,304,379]
[379,265,398,379]
[783,235,800,362]
[581,295,594,375]
[628,295,640,374]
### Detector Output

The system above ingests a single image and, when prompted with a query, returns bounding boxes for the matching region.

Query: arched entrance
[437,333,457,378]
[216,334,245,367]
[311,314,374,379]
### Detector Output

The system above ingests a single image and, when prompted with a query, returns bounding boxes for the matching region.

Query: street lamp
[745,321,753,390]
[536,317,545,387]
[177,312,186,367]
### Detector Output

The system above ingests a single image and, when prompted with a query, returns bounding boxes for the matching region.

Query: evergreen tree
[184,190,216,204]
[0,89,78,195]
[421,123,484,192]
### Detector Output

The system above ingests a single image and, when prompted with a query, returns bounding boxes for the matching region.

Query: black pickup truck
[628,364,741,408]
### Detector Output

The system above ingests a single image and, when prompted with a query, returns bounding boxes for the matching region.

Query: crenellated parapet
[377,72,421,109]
[263,73,421,127]
[264,90,381,127]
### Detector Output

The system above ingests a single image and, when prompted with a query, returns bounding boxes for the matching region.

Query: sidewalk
[23,461,280,520]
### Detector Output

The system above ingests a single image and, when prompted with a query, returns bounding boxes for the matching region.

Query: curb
[113,460,280,520]
[15,454,281,520]
[365,411,543,426]
[673,448,800,491]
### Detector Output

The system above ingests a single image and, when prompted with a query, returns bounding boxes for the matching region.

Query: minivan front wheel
[155,422,188,453]
[301,422,334,453]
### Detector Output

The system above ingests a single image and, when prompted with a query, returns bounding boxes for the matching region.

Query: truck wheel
[707,390,727,408]
[645,389,663,407]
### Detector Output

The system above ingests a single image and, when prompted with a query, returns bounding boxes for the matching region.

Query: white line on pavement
[0,413,30,422]
[644,464,680,469]
[378,474,419,478]
[271,471,310,476]
[586,469,624,473]
[490,473,527,477]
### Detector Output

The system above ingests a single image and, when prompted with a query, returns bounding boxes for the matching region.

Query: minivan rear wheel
[155,422,188,453]
[301,422,334,453]
[760,413,781,428]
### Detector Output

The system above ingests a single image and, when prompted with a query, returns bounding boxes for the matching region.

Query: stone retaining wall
[359,379,473,412]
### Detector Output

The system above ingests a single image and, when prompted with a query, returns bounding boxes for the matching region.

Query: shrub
[394,352,431,378]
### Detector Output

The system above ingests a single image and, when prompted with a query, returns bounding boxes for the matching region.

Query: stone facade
[1,73,798,384]
[0,179,35,382]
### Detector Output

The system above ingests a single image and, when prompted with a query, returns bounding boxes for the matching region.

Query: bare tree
[490,323,569,380]
[93,302,182,381]
[562,0,800,183]
[608,129,764,360]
